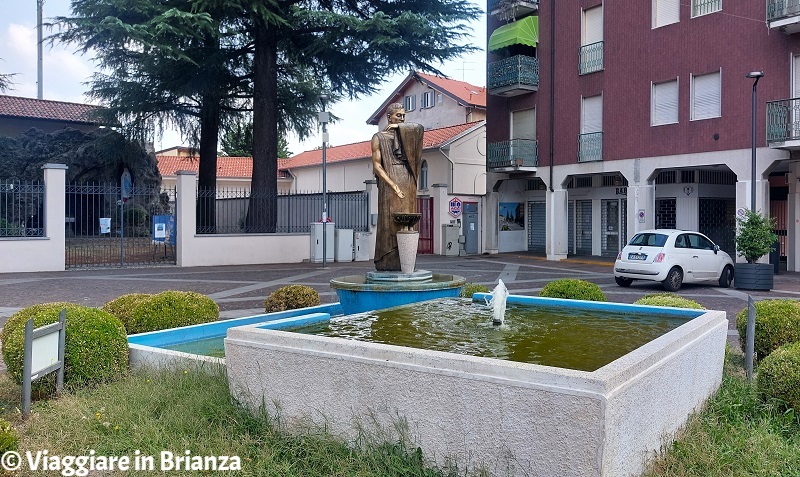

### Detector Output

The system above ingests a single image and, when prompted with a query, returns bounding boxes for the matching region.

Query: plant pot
[396,230,419,274]
[734,262,773,291]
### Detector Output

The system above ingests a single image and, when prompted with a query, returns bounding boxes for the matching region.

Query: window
[421,91,434,109]
[652,79,679,125]
[419,160,428,189]
[691,71,721,120]
[579,6,604,75]
[692,0,721,17]
[403,95,416,111]
[653,0,679,28]
[581,95,603,134]
[630,233,668,247]
[511,108,536,140]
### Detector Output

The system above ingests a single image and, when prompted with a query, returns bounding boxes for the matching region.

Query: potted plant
[734,209,778,290]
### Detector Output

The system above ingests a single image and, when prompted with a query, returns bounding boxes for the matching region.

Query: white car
[614,229,734,291]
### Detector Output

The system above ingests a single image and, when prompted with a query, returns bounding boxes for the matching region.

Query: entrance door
[575,200,592,255]
[601,199,620,257]
[463,202,479,254]
[527,201,546,253]
[417,197,433,254]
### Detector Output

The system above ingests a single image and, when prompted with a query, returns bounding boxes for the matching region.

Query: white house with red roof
[0,94,105,137]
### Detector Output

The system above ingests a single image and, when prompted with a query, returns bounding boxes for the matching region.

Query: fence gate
[65,183,176,269]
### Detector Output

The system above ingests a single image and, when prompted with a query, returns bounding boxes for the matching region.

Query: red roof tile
[157,155,290,179]
[283,121,484,169]
[0,95,103,124]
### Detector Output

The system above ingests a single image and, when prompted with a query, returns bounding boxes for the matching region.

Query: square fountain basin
[225,295,727,477]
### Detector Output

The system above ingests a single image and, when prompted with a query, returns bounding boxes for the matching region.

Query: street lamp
[319,94,330,268]
[746,71,764,212]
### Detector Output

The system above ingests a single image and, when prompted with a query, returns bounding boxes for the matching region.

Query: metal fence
[65,183,176,268]
[0,180,45,237]
[197,188,370,234]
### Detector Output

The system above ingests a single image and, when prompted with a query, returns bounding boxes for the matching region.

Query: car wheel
[718,265,733,288]
[615,276,633,287]
[662,267,683,292]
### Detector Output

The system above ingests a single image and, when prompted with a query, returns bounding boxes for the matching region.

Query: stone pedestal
[396,230,419,274]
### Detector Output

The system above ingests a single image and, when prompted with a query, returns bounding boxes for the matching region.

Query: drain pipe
[548,0,555,193]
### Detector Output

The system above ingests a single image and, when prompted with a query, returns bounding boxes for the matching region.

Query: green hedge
[0,418,18,454]
[757,341,800,410]
[735,299,800,360]
[460,283,489,298]
[101,293,153,331]
[265,285,320,312]
[0,302,128,387]
[634,293,705,309]
[123,291,219,335]
[539,279,606,302]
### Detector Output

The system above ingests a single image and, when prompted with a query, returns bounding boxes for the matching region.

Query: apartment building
[485,0,800,272]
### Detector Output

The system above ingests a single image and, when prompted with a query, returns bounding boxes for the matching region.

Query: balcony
[579,41,604,75]
[578,132,603,162]
[488,55,539,97]
[487,139,538,171]
[488,0,538,19]
[766,98,800,149]
[767,0,800,33]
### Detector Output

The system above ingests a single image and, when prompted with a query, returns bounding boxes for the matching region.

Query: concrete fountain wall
[225,297,728,477]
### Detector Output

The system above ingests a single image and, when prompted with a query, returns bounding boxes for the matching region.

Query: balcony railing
[487,139,538,170]
[578,132,603,162]
[766,98,800,143]
[692,0,721,17]
[488,55,539,96]
[488,0,539,17]
[578,41,604,75]
[768,0,800,22]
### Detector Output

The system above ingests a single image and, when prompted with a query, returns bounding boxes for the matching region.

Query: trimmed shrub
[460,283,489,298]
[0,419,18,454]
[0,302,128,386]
[634,292,705,310]
[101,293,153,331]
[538,279,606,302]
[735,299,800,360]
[756,341,800,410]
[265,285,320,312]
[124,291,219,335]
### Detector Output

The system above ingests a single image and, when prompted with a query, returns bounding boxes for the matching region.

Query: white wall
[375,81,486,130]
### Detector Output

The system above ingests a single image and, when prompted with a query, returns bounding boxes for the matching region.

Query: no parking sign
[449,197,463,218]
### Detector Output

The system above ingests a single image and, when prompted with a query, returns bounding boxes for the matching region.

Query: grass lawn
[1,348,798,476]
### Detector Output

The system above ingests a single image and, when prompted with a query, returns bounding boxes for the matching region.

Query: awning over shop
[488,16,539,51]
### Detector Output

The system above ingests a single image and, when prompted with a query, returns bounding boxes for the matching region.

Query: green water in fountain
[164,298,691,370]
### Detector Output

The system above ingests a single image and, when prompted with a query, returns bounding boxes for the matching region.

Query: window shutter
[793,55,800,97]
[512,108,536,140]
[582,95,603,133]
[653,0,679,28]
[692,72,720,120]
[653,80,678,125]
[583,6,603,45]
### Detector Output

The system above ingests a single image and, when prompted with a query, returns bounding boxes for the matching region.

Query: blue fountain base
[330,273,466,315]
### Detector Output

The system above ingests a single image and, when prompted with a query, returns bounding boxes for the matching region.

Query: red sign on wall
[448,197,463,218]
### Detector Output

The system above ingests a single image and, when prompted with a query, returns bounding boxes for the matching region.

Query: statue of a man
[371,103,424,271]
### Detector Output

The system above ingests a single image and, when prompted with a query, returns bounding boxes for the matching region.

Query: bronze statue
[371,103,424,271]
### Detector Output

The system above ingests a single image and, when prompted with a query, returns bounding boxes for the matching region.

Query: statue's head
[386,103,406,124]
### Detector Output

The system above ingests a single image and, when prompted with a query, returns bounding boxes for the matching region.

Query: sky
[0,0,486,156]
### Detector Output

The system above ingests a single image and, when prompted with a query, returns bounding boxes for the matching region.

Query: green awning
[488,16,538,51]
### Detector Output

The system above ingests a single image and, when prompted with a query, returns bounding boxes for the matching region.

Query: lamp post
[746,71,764,212]
[319,94,330,268]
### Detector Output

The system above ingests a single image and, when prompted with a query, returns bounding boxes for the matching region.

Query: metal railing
[768,0,800,21]
[578,41,604,75]
[488,0,539,14]
[766,98,800,142]
[578,132,603,162]
[196,188,369,234]
[0,180,45,237]
[487,139,538,169]
[692,0,722,16]
[488,55,539,92]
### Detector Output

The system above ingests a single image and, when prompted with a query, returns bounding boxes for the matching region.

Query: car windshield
[628,233,668,247]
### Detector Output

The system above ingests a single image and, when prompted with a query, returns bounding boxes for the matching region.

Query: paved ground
[1,253,799,374]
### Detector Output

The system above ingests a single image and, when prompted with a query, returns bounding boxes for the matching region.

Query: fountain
[329,115,465,314]
[485,279,508,325]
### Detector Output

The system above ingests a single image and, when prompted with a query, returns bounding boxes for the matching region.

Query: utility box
[310,222,335,263]
[354,231,372,261]
[335,229,354,262]
[441,224,460,257]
